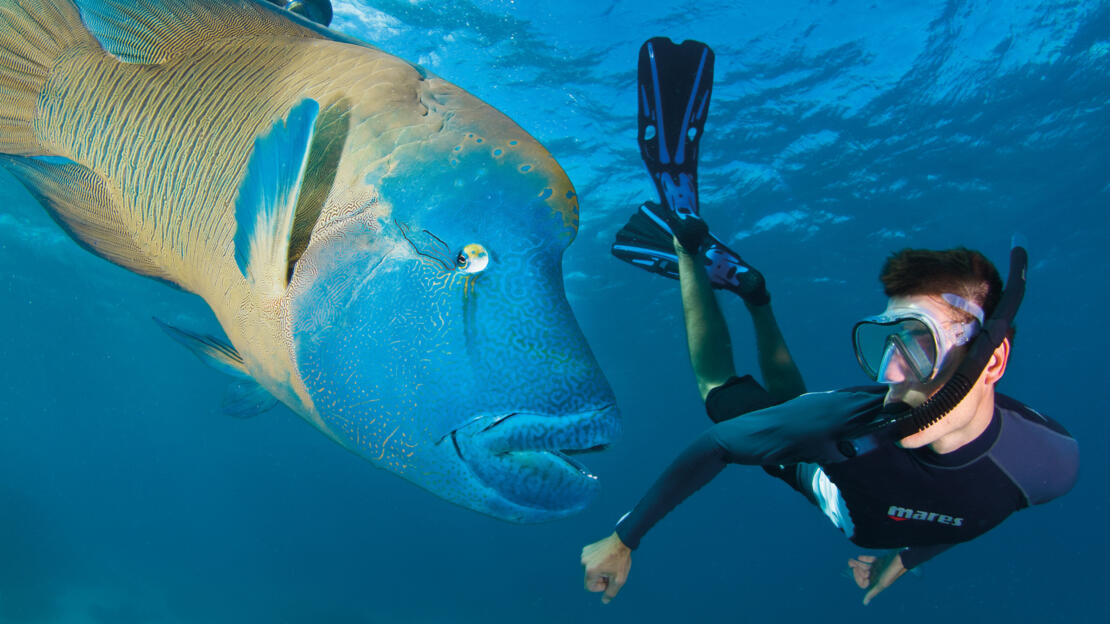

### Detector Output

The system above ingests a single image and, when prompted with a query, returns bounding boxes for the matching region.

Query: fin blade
[611,242,680,281]
[612,205,680,280]
[71,0,332,64]
[222,379,278,418]
[616,204,675,246]
[637,37,715,217]
[234,98,319,291]
[154,318,249,378]
[0,155,176,283]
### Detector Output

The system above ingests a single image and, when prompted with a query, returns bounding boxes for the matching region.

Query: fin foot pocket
[704,243,770,306]
[612,203,770,305]
[637,199,707,255]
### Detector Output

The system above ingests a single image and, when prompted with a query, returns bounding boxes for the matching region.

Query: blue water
[1,0,1107,621]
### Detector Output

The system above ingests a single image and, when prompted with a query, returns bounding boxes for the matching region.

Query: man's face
[872,294,978,449]
[877,295,961,407]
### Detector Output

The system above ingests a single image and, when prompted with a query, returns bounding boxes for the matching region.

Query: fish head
[285,97,619,523]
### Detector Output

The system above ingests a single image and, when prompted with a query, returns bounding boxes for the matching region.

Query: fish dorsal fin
[72,0,359,65]
[234,98,319,294]
[0,155,177,285]
[154,318,250,378]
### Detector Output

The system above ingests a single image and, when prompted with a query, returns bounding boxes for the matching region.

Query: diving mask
[853,294,984,384]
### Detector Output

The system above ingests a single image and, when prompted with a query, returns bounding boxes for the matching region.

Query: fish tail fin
[0,0,95,155]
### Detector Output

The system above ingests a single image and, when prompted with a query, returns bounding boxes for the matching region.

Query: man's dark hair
[879,248,1004,320]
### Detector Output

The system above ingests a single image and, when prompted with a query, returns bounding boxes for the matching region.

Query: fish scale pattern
[37,39,311,285]
[74,0,319,64]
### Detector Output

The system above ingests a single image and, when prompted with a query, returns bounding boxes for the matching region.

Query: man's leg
[747,301,806,403]
[677,242,806,404]
[677,244,736,402]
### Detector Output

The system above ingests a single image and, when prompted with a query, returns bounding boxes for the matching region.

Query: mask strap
[941,293,984,324]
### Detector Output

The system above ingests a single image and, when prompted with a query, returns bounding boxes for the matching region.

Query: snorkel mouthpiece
[840,239,1028,456]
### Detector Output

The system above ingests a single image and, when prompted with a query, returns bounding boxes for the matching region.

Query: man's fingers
[851,552,905,606]
[580,534,632,604]
[584,572,609,592]
[862,583,884,606]
[861,559,899,605]
[601,574,625,604]
[847,560,870,589]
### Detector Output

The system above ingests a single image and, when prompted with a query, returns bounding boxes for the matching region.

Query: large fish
[0,0,619,522]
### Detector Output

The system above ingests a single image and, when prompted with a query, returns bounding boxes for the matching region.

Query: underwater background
[1,0,1106,622]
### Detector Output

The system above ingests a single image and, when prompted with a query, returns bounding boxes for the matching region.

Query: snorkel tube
[838,238,1028,457]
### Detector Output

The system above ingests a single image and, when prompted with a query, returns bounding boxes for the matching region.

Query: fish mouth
[441,405,620,519]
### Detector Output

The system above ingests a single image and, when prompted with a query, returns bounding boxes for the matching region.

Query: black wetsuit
[614,376,1079,569]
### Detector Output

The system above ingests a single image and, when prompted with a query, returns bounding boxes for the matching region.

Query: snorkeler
[582,37,1079,606]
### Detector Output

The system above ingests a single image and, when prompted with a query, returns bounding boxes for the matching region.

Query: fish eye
[456,243,489,274]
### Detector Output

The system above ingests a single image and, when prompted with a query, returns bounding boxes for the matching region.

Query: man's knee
[704,375,778,423]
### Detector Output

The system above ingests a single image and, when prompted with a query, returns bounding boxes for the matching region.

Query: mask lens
[894,320,937,379]
[853,321,892,379]
[853,318,939,382]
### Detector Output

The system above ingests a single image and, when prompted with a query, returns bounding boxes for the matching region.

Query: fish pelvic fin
[222,379,278,419]
[70,0,337,65]
[154,317,250,378]
[0,0,96,155]
[155,317,278,418]
[0,155,178,284]
[234,98,319,294]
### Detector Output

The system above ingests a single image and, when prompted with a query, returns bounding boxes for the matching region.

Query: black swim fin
[611,202,681,280]
[638,37,715,219]
[612,203,770,305]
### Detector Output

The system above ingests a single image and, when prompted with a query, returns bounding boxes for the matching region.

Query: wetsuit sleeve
[990,399,1080,507]
[615,428,728,549]
[615,391,884,549]
[900,542,956,570]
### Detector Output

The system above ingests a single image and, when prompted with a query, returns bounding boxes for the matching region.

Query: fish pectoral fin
[286,97,352,278]
[222,379,278,419]
[0,155,177,286]
[72,0,338,65]
[234,98,320,295]
[153,317,249,378]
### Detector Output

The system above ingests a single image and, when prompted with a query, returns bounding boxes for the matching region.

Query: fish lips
[444,406,620,520]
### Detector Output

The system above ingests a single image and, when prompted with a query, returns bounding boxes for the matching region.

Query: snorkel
[838,238,1028,457]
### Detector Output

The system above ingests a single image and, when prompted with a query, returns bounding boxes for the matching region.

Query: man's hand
[581,532,632,604]
[848,551,907,605]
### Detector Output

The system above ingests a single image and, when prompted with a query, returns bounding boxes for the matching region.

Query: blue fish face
[285,135,619,522]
